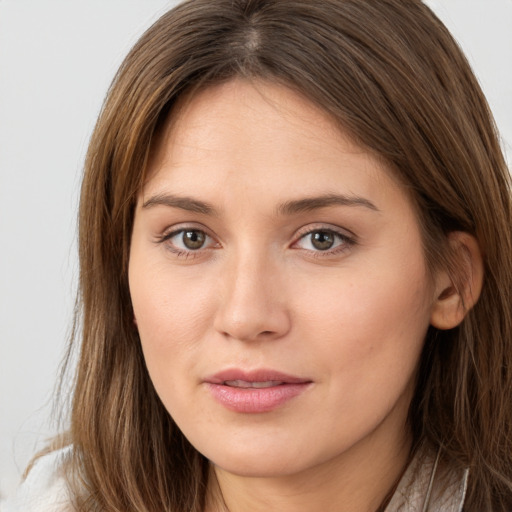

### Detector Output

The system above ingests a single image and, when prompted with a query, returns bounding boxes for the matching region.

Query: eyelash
[155,225,356,259]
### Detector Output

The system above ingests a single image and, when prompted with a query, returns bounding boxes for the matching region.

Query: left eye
[295,229,348,251]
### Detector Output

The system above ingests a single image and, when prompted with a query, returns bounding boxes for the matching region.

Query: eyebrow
[142,194,217,215]
[141,192,379,216]
[277,194,380,215]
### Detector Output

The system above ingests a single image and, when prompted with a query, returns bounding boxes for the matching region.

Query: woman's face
[129,79,438,478]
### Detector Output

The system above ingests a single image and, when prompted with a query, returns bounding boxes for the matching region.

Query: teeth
[224,380,283,388]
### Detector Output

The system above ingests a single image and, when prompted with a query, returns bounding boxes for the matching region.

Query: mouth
[204,369,312,413]
[222,380,287,388]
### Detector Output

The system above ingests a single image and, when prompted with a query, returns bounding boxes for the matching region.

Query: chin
[212,455,303,478]
[200,438,326,479]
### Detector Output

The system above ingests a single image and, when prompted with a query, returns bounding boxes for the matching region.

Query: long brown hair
[59,0,512,510]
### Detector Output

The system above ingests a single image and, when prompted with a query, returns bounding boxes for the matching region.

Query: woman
[5,0,512,511]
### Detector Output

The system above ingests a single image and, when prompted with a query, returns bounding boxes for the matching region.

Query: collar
[384,444,468,512]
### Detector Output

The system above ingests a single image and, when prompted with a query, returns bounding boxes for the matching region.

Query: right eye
[174,229,208,250]
[159,228,218,256]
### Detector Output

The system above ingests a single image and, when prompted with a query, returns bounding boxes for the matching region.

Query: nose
[213,250,291,342]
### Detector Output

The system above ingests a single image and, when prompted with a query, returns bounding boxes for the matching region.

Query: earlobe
[430,232,484,330]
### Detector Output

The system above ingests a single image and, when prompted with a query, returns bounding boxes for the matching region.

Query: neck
[205,422,412,512]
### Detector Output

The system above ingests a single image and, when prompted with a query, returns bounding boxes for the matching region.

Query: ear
[430,232,484,330]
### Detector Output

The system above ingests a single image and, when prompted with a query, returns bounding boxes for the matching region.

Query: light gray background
[1,0,511,500]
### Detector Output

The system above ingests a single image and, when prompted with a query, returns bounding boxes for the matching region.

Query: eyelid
[158,221,215,240]
[293,223,356,242]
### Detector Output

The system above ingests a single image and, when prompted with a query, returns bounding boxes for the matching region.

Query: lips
[223,380,285,388]
[204,369,312,413]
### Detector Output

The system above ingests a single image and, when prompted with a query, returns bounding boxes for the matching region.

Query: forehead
[142,79,404,208]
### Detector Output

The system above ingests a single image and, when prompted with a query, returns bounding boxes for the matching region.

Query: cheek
[295,257,432,378]
[131,255,214,335]
[129,257,218,384]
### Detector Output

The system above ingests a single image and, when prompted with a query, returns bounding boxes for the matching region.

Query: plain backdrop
[1,0,511,500]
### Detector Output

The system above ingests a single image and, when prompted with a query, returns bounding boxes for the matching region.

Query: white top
[1,446,73,512]
[2,444,467,511]
[384,444,468,512]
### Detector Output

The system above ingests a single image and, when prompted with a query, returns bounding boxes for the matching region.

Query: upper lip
[204,368,312,385]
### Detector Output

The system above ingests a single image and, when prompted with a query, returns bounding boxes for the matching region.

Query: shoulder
[2,446,74,512]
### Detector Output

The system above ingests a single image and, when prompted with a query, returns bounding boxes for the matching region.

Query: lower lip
[205,382,311,413]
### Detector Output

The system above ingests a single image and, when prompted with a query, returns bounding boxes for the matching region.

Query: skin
[129,79,449,512]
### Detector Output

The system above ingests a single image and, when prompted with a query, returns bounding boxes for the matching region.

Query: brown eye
[182,230,206,250]
[310,231,335,251]
[159,227,217,258]
[294,227,353,254]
